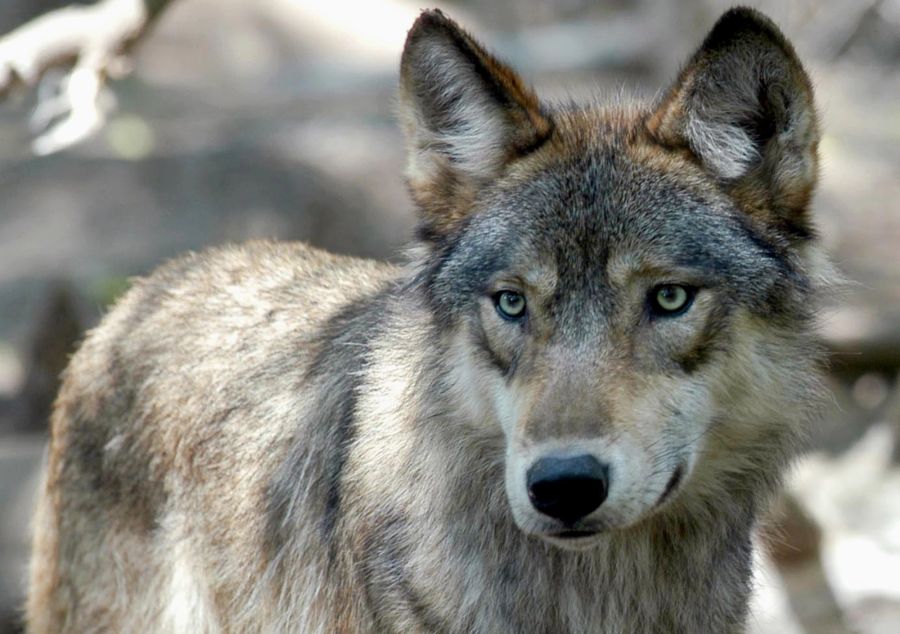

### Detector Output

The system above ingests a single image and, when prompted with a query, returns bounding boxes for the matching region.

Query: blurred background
[0,0,898,632]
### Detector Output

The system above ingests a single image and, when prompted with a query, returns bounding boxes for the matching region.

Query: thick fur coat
[27,7,826,633]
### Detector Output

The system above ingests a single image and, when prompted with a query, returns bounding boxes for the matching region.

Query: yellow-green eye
[651,284,694,316]
[495,290,527,320]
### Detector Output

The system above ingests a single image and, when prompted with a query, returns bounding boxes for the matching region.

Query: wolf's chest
[355,516,748,633]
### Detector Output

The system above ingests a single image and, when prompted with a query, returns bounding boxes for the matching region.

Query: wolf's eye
[495,291,527,320]
[650,284,694,316]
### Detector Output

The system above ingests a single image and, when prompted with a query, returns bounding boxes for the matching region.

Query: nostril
[526,454,609,525]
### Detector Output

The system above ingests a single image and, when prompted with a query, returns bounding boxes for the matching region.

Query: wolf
[26,6,826,633]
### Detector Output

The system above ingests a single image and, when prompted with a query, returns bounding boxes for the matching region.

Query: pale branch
[0,0,175,154]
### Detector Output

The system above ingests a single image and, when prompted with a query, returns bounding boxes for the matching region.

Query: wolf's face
[400,10,821,549]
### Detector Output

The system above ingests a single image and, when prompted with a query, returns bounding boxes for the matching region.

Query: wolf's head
[399,8,824,550]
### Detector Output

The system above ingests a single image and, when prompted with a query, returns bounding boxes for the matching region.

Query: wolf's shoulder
[111,239,397,328]
[139,239,398,302]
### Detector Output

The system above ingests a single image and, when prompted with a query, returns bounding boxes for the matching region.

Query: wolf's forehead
[478,145,790,301]
[499,152,724,266]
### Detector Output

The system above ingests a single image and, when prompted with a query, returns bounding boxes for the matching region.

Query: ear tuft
[399,10,552,238]
[647,8,819,236]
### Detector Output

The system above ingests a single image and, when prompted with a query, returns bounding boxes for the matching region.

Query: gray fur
[27,8,827,633]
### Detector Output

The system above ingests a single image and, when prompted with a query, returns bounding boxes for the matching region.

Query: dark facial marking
[657,464,685,507]
[471,324,512,376]
[676,301,733,374]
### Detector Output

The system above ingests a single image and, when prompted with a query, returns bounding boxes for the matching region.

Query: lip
[656,464,685,507]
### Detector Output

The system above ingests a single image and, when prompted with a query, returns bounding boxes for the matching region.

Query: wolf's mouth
[550,530,598,539]
[656,464,685,507]
[542,528,604,550]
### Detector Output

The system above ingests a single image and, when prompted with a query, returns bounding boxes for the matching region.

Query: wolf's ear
[399,10,552,239]
[647,8,819,239]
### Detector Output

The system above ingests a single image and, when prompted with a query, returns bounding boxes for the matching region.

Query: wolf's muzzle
[526,455,609,524]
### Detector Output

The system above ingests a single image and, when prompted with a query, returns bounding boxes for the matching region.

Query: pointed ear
[399,10,552,239]
[646,8,819,239]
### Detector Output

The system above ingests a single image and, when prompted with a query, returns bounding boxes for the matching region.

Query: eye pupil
[496,291,526,319]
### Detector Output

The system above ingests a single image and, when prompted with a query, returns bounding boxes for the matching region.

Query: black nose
[526,455,609,524]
